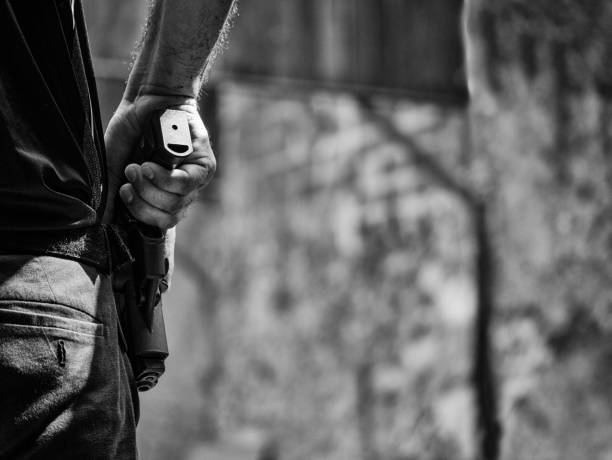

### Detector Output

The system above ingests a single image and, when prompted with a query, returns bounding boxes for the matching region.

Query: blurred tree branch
[356,97,501,460]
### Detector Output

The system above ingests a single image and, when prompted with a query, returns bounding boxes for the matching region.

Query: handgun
[117,109,193,391]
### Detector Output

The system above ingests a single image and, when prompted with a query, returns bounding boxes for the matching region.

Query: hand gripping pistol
[115,109,193,391]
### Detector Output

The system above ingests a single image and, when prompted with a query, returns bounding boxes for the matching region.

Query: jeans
[0,255,138,459]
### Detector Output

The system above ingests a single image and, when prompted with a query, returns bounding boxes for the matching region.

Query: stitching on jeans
[0,322,104,338]
[40,326,57,359]
[35,258,59,305]
[0,299,100,323]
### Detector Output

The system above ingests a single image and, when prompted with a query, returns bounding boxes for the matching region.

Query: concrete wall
[145,83,475,460]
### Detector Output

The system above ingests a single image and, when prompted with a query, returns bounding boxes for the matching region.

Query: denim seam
[0,305,103,325]
[0,323,103,338]
[0,299,99,323]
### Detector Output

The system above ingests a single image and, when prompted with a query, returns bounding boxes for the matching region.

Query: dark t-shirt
[0,0,105,231]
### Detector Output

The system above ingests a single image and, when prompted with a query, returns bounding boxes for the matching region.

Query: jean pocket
[0,303,106,455]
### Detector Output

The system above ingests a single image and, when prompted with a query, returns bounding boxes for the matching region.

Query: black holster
[112,209,169,392]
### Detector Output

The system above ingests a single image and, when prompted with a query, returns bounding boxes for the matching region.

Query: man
[0,0,236,458]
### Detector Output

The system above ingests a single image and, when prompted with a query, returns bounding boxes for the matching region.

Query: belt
[0,224,132,274]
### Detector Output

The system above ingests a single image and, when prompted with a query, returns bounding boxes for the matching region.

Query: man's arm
[126,0,236,100]
[103,0,237,228]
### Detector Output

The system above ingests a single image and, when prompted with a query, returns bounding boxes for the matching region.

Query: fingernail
[125,167,137,183]
[122,188,134,204]
[142,165,154,180]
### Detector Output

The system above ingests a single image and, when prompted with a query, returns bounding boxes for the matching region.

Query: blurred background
[83,1,612,459]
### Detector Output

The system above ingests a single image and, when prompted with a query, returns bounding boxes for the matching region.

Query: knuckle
[185,193,196,208]
[208,155,217,177]
[195,132,212,151]
[167,198,185,214]
[196,164,215,190]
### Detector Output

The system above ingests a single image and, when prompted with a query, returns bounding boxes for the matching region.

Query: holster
[112,206,169,392]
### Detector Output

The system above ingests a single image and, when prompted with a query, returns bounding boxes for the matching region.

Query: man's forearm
[125,0,237,101]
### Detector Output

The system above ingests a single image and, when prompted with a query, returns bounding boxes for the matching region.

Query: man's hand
[104,0,234,294]
[103,94,216,229]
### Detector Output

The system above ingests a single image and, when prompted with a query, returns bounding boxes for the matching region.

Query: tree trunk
[465,1,612,459]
